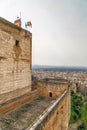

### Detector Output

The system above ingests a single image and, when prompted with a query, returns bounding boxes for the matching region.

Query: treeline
[70,92,87,130]
[71,92,83,122]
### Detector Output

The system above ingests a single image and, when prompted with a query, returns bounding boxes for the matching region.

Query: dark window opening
[15,40,19,47]
[57,112,58,115]
[61,106,63,109]
[49,92,52,97]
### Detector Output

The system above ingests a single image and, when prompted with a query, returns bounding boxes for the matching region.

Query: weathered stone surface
[0,17,32,104]
[0,96,52,130]
[0,90,40,115]
[29,91,69,130]
[36,79,68,99]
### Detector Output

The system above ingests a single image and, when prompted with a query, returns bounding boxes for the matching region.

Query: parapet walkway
[0,91,67,130]
[0,96,52,130]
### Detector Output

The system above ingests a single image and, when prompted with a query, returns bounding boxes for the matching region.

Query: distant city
[33,65,87,72]
[33,65,87,97]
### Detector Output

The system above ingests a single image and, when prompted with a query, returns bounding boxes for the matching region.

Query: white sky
[0,0,87,67]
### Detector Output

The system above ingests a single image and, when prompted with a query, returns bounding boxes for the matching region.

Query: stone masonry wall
[0,90,40,115]
[37,82,68,99]
[0,17,32,104]
[42,93,69,130]
[29,91,69,130]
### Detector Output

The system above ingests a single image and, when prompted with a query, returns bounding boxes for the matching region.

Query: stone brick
[0,17,32,104]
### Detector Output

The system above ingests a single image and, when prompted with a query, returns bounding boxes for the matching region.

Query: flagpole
[20,12,22,27]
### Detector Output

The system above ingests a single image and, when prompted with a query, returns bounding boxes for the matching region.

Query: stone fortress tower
[0,17,70,130]
[0,17,32,105]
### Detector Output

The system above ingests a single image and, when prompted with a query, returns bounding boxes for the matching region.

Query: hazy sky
[0,0,87,66]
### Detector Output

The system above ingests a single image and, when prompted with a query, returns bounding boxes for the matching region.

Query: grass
[81,102,87,125]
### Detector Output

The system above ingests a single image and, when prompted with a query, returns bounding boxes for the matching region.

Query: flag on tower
[25,21,32,28]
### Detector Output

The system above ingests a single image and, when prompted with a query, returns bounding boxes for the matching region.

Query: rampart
[0,17,70,130]
[28,91,69,130]
[0,90,40,115]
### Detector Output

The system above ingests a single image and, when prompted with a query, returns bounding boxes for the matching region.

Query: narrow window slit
[15,40,19,46]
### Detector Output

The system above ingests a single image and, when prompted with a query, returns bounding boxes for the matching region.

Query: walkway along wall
[27,91,69,130]
[0,90,40,115]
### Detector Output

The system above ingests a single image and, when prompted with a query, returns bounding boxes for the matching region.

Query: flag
[28,21,32,27]
[25,21,32,28]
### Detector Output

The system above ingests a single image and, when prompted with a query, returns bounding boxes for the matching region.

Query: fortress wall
[29,91,69,130]
[37,82,68,99]
[0,17,32,104]
[0,17,69,130]
[0,90,40,115]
